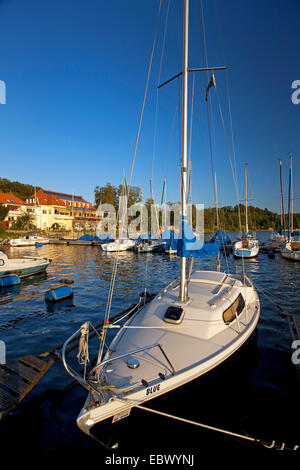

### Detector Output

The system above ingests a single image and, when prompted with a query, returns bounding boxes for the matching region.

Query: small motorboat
[0,251,50,278]
[9,235,50,247]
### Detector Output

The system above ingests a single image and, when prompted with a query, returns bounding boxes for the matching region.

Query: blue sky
[0,0,299,213]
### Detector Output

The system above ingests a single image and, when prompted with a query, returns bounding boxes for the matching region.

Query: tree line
[95,183,300,232]
[0,177,38,201]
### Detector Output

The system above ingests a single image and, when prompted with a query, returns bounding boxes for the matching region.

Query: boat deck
[102,271,259,392]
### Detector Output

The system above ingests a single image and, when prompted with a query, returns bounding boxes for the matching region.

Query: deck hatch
[163,306,184,324]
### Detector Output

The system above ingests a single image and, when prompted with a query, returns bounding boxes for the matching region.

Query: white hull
[0,251,50,277]
[101,239,136,252]
[9,236,50,247]
[63,270,260,436]
[233,239,259,258]
[280,242,300,261]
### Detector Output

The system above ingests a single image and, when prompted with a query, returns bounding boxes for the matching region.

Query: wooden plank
[0,387,16,410]
[293,315,300,338]
[4,360,37,383]
[0,369,28,395]
[19,355,48,372]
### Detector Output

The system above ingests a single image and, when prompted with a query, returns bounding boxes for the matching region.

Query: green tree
[0,177,38,201]
[0,205,9,221]
[94,183,117,208]
[12,213,35,231]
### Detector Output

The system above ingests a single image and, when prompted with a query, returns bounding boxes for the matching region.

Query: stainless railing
[87,342,176,388]
[62,332,176,393]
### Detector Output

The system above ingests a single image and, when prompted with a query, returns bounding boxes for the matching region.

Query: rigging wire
[98,0,163,364]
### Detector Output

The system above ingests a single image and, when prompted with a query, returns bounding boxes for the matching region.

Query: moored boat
[0,251,50,278]
[101,238,136,252]
[233,165,259,258]
[9,235,50,247]
[62,0,260,448]
[280,156,300,261]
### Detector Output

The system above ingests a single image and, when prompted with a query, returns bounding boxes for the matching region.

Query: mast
[291,155,294,234]
[214,172,219,229]
[279,159,285,233]
[288,154,292,241]
[179,0,189,303]
[141,186,143,234]
[245,163,248,236]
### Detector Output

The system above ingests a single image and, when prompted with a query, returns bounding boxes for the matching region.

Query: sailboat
[101,182,136,252]
[210,172,231,251]
[62,0,260,446]
[267,159,287,250]
[233,164,259,258]
[281,155,300,261]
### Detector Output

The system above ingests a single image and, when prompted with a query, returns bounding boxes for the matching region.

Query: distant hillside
[0,178,39,202]
[203,205,300,232]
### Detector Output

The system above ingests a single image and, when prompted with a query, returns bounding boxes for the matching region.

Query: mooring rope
[135,404,299,452]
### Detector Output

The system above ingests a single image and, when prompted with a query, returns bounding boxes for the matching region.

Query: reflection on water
[0,231,299,459]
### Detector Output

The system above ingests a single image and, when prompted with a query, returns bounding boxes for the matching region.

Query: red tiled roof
[0,192,26,205]
[27,188,95,209]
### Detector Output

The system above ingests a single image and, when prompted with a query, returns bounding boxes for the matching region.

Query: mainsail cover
[177,216,221,258]
[210,230,231,244]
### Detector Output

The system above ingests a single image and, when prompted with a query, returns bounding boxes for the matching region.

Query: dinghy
[62,0,260,446]
[0,251,50,278]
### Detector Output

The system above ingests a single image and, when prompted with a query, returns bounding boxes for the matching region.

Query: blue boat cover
[177,217,221,258]
[78,234,114,241]
[164,230,178,251]
[96,233,114,241]
[161,229,179,242]
[210,230,231,244]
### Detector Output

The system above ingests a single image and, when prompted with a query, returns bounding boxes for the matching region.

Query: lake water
[0,231,299,464]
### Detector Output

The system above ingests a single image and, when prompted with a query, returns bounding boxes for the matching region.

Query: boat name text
[146,384,161,395]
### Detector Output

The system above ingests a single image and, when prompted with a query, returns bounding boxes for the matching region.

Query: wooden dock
[0,355,56,419]
[0,293,155,421]
[49,238,103,246]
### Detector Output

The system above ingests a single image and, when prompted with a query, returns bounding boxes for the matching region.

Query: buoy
[45,285,73,303]
[0,275,21,287]
[58,278,74,285]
